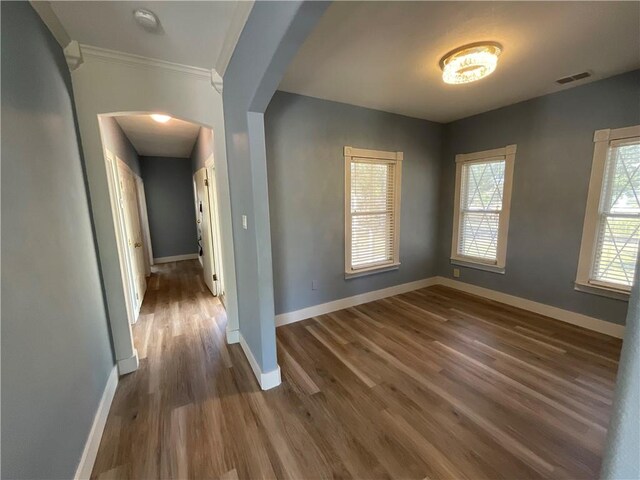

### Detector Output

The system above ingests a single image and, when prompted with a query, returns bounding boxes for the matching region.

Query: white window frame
[575,125,640,300]
[345,146,403,278]
[450,144,516,274]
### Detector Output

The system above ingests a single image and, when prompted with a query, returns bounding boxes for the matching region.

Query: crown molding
[77,44,212,82]
[64,40,83,71]
[211,69,223,94]
[30,0,71,48]
[215,0,254,76]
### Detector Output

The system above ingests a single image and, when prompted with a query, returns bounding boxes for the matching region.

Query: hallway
[91,261,619,480]
[91,260,243,479]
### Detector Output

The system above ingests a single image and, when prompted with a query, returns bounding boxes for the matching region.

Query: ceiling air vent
[556,71,592,85]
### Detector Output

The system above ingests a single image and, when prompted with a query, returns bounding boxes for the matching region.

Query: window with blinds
[458,159,505,262]
[591,138,640,288]
[345,147,402,276]
[451,145,516,273]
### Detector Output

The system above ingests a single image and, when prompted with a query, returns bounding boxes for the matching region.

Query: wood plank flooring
[91,260,622,479]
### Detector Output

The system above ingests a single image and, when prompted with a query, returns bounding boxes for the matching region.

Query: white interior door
[206,165,225,296]
[134,176,153,276]
[104,150,137,324]
[195,169,216,295]
[118,160,147,311]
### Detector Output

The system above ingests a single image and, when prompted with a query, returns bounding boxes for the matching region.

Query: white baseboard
[226,328,240,344]
[435,277,625,338]
[116,349,139,375]
[153,253,198,264]
[74,366,119,480]
[275,277,440,327]
[274,276,624,339]
[239,333,281,390]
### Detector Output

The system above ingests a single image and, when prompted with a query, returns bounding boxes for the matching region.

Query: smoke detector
[133,8,159,32]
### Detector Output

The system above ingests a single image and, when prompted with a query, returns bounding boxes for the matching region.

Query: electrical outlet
[242,215,247,230]
[453,268,460,278]
[311,280,318,290]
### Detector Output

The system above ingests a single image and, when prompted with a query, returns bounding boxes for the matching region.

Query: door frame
[70,45,240,375]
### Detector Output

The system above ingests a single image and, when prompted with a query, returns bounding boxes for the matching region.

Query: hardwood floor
[91,260,622,479]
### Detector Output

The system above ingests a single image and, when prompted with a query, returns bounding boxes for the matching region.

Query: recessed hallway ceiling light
[133,8,160,32]
[150,114,171,123]
[440,42,502,85]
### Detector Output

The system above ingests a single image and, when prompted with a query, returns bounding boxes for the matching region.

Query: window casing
[576,126,640,298]
[451,145,516,273]
[345,146,402,277]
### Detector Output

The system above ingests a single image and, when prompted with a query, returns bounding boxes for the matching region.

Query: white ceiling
[115,115,201,158]
[280,1,640,123]
[49,1,252,73]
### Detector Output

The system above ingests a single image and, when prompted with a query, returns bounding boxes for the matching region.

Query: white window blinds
[451,145,515,272]
[345,148,402,275]
[458,159,505,263]
[591,138,640,288]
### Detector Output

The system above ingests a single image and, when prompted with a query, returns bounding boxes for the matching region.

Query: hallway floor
[91,260,621,479]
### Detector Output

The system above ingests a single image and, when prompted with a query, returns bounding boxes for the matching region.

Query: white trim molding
[153,253,199,264]
[275,278,440,327]
[436,277,625,338]
[63,40,84,71]
[74,366,119,480]
[215,0,254,76]
[117,350,139,375]
[239,333,281,390]
[78,44,212,82]
[226,328,240,344]
[30,0,71,48]
[575,125,640,298]
[451,144,516,273]
[275,277,625,339]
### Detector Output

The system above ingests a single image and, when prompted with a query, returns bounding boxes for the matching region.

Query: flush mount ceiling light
[439,42,502,85]
[133,8,159,31]
[150,114,171,123]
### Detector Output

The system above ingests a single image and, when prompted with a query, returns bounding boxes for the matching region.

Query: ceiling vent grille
[556,71,592,85]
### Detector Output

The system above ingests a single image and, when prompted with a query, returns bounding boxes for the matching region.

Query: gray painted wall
[437,70,640,325]
[190,127,213,173]
[223,1,329,373]
[99,116,141,177]
[601,264,640,478]
[140,156,198,258]
[265,91,443,314]
[1,3,115,478]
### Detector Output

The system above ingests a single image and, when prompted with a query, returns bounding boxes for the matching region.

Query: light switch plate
[242,215,247,230]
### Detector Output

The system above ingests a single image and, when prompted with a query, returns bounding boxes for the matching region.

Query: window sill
[345,263,400,279]
[450,257,505,274]
[574,281,630,301]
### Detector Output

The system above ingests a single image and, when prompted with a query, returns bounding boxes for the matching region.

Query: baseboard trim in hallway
[153,253,199,264]
[74,366,118,480]
[116,349,139,375]
[226,328,240,344]
[239,333,281,390]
